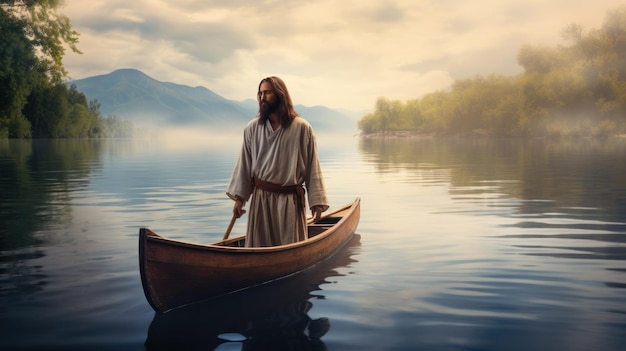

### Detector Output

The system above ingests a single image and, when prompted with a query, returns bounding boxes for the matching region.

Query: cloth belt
[253,176,306,211]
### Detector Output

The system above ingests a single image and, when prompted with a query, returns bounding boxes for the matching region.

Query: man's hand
[233,199,246,218]
[311,205,328,222]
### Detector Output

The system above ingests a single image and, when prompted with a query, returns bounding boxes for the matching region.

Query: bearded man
[226,76,329,247]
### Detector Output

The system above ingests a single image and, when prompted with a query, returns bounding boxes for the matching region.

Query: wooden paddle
[223,214,237,240]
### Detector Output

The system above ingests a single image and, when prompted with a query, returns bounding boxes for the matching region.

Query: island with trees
[359,7,626,139]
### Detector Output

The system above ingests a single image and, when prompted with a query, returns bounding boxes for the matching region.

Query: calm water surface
[1,134,625,350]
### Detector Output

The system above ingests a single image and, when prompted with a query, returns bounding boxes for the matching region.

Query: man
[226,76,329,247]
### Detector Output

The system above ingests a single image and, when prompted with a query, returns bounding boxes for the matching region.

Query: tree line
[359,7,626,138]
[1,0,133,138]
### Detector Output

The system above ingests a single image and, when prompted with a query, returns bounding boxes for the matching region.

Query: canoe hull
[139,198,360,313]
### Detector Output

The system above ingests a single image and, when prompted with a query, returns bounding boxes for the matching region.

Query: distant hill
[69,69,357,132]
[68,69,250,128]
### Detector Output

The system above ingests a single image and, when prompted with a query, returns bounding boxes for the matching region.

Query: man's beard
[260,100,278,121]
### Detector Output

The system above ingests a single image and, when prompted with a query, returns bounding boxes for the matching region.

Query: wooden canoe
[144,234,362,349]
[139,197,360,313]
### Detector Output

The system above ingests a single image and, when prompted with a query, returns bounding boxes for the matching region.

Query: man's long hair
[257,76,299,128]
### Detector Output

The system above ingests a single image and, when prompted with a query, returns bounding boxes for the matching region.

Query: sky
[62,0,624,111]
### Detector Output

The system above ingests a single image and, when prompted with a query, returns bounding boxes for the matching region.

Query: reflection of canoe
[144,234,361,350]
[139,198,360,313]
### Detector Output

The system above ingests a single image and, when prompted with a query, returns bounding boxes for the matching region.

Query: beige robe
[226,116,328,247]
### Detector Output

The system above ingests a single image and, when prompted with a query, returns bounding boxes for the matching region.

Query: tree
[1,1,124,139]
[24,82,67,137]
[358,112,380,134]
[1,0,80,83]
[0,8,35,137]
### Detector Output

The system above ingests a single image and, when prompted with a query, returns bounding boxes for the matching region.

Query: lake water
[1,133,625,350]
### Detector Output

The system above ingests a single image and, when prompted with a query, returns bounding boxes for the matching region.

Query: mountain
[69,69,357,132]
[69,69,251,128]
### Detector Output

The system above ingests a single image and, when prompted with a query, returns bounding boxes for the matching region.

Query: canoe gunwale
[141,199,358,253]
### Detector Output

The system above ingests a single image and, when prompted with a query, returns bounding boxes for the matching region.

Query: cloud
[62,0,624,111]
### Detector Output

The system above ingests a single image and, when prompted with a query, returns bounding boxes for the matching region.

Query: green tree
[418,91,452,132]
[1,0,83,138]
[592,7,626,118]
[0,8,36,137]
[24,82,68,137]
[1,0,80,83]
[358,112,380,134]
[100,116,134,138]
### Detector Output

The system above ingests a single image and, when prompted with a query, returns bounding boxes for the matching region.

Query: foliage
[95,115,135,138]
[1,0,80,82]
[359,7,626,137]
[0,8,35,137]
[1,1,133,138]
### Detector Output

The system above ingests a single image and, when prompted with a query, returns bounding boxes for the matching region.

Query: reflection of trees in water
[0,139,104,251]
[145,234,361,351]
[359,137,626,263]
[0,139,105,302]
[0,250,47,299]
[358,137,626,222]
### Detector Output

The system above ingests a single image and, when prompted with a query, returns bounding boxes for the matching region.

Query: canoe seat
[308,216,342,238]
[313,216,341,225]
[308,225,331,238]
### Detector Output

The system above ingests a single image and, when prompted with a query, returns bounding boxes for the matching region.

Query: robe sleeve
[226,126,254,202]
[304,124,329,210]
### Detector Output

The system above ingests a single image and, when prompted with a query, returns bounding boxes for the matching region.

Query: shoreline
[358,130,626,139]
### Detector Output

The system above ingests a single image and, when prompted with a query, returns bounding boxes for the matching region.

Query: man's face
[259,81,278,114]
